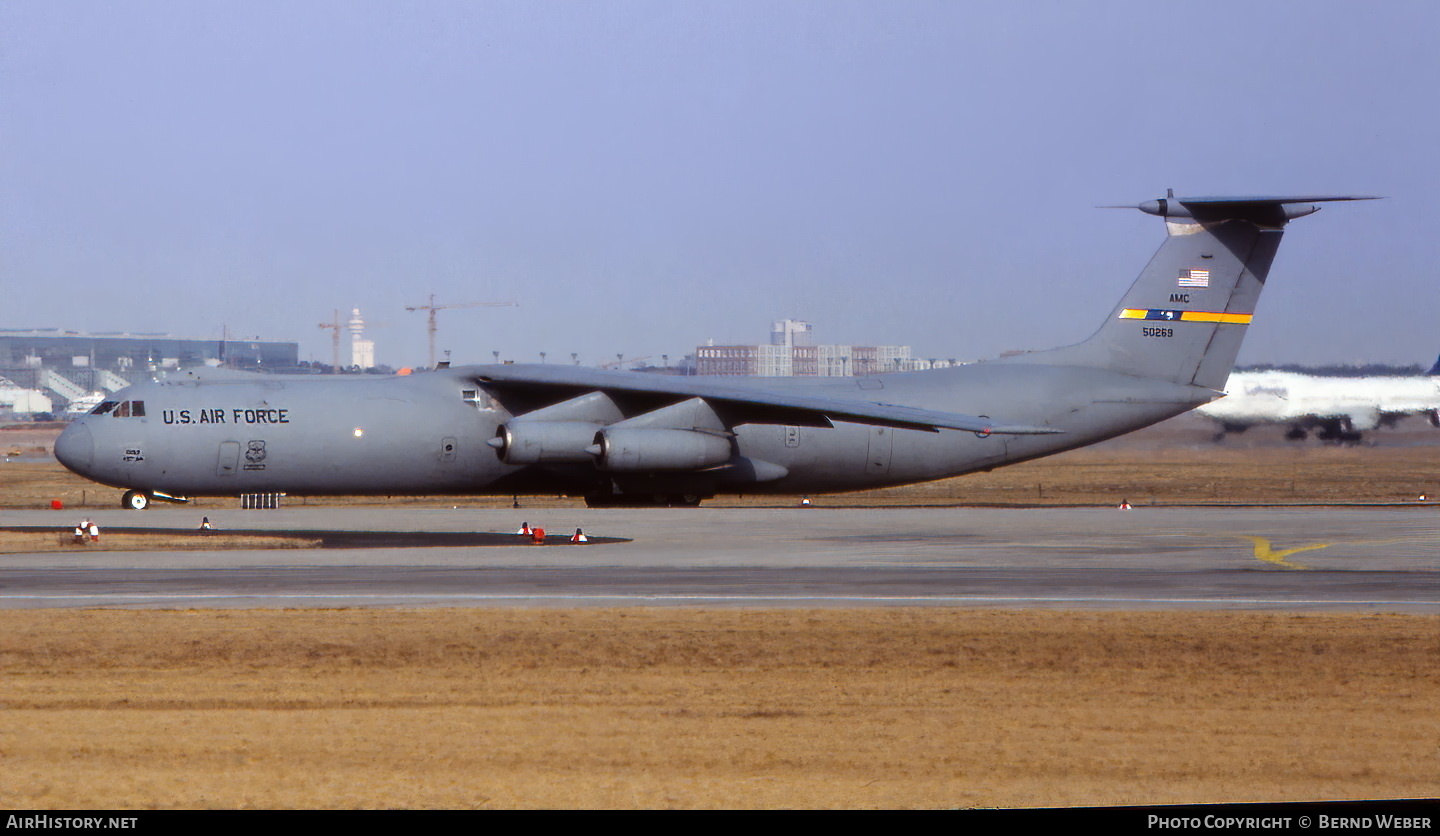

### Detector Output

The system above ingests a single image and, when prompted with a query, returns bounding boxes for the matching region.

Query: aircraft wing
[467,364,1061,435]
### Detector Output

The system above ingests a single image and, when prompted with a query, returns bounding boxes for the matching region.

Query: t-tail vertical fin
[1006,194,1378,391]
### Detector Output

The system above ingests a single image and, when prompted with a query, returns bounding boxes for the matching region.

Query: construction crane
[405,295,518,368]
[317,310,343,373]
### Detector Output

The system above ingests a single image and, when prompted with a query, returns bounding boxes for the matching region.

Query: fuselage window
[131,401,146,417]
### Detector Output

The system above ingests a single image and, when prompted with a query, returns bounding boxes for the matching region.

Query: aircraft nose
[54,422,94,474]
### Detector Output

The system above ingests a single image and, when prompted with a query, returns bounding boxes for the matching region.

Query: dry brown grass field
[2,608,1437,809]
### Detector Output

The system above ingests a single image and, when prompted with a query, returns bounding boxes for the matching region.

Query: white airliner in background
[1198,356,1440,442]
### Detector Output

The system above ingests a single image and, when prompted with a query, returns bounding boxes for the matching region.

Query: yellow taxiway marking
[1242,536,1330,570]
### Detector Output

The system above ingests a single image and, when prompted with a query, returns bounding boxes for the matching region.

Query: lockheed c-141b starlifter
[55,194,1375,508]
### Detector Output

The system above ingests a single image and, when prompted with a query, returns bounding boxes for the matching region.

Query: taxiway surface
[1,505,1436,610]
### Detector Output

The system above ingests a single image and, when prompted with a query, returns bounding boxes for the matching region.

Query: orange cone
[1118,500,1132,510]
[571,528,588,544]
[531,527,546,544]
[516,522,531,536]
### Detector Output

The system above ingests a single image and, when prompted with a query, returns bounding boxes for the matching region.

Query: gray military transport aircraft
[55,194,1373,509]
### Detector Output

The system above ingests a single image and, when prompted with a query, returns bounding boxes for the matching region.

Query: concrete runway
[1,505,1437,610]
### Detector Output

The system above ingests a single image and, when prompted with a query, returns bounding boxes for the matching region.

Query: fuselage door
[217,441,240,477]
[865,426,893,475]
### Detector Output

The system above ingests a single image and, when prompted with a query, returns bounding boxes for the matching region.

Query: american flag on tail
[1178,268,1210,288]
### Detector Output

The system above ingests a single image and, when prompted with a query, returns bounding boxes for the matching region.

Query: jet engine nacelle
[490,421,601,465]
[588,428,732,472]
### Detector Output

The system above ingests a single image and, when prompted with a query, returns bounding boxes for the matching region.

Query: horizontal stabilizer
[1127,194,1380,226]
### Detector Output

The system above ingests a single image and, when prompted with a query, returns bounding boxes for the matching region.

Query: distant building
[770,319,814,348]
[0,329,298,372]
[0,328,300,413]
[0,377,53,418]
[346,308,376,369]
[696,320,951,377]
[632,354,698,376]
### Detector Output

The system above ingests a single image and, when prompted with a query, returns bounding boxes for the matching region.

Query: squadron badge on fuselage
[243,440,267,470]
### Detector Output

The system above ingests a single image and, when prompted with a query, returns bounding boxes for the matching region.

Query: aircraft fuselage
[55,363,1204,502]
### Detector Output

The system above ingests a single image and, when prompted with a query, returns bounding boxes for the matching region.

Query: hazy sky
[3,1,1436,369]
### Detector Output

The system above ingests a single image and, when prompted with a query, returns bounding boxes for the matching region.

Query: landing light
[353,427,364,438]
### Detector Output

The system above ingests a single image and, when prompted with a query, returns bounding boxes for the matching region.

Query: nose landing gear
[119,490,189,510]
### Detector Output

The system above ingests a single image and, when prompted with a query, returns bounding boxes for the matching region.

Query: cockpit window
[90,401,118,415]
[107,400,148,418]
